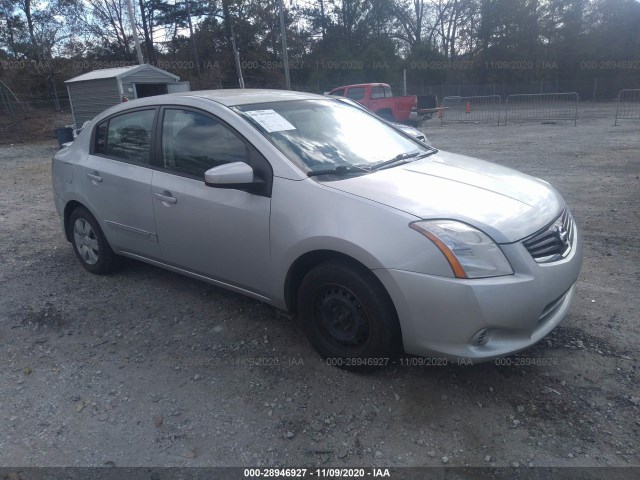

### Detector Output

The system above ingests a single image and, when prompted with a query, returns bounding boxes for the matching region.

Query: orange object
[409,225,468,279]
[465,101,471,113]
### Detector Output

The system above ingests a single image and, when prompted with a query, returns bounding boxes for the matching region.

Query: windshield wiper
[308,150,436,177]
[307,165,369,177]
[368,150,434,172]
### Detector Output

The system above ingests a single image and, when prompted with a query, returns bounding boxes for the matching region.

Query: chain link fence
[403,77,640,103]
[0,86,25,140]
[0,90,72,144]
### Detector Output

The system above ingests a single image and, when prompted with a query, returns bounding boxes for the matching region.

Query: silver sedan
[52,89,582,368]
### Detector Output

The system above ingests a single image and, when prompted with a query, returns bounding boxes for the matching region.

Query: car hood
[324,150,564,243]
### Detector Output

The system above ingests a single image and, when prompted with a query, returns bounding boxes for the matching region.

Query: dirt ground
[0,102,638,469]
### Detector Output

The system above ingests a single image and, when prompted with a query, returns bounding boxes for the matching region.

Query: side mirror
[204,162,254,186]
[204,161,267,195]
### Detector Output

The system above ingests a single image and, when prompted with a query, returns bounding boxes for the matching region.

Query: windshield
[236,99,432,175]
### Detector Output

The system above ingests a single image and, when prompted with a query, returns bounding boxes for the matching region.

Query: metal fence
[440,95,502,125]
[405,77,640,102]
[0,85,26,141]
[412,81,562,100]
[614,89,640,126]
[505,92,579,126]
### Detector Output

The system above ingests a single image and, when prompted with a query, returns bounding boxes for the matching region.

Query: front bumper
[374,226,582,361]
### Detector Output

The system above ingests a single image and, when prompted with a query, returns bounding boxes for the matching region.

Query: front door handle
[86,172,103,183]
[154,192,177,204]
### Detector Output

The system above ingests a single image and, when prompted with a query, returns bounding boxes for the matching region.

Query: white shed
[65,64,190,127]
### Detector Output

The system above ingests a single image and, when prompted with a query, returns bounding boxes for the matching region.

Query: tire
[297,261,402,370]
[68,206,120,274]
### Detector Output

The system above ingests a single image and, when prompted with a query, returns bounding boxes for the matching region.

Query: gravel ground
[0,103,638,468]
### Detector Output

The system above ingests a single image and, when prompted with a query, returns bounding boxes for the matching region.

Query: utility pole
[230,24,244,89]
[185,0,201,75]
[278,0,291,90]
[319,0,326,40]
[125,0,144,64]
[403,68,407,96]
[223,0,244,88]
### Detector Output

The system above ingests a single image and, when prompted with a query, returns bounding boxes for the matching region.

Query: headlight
[410,220,513,278]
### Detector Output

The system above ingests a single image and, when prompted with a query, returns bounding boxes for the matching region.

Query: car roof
[172,89,325,107]
[87,88,335,129]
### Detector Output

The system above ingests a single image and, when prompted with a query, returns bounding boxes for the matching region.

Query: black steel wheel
[297,260,402,370]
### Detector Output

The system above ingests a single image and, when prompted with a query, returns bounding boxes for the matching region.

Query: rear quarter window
[94,109,155,164]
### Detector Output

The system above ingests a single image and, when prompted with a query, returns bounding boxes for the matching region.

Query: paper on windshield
[245,109,296,133]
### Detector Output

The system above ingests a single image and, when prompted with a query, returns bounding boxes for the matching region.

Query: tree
[431,0,478,61]
[0,0,28,58]
[2,0,83,109]
[138,0,160,64]
[2,0,640,100]
[396,0,429,50]
[81,0,136,60]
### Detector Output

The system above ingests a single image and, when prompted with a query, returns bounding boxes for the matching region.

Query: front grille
[523,209,575,263]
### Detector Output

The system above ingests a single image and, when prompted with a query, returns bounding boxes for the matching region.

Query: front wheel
[68,206,120,274]
[297,261,402,370]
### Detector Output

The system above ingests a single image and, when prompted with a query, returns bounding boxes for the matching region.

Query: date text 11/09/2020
[244,468,391,478]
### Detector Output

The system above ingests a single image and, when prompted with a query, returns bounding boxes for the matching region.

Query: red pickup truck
[328,83,417,123]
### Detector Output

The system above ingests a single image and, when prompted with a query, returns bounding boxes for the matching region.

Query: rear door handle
[154,192,177,204]
[86,172,103,183]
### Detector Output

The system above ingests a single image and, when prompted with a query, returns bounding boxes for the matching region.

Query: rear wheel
[297,261,402,370]
[69,206,120,274]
